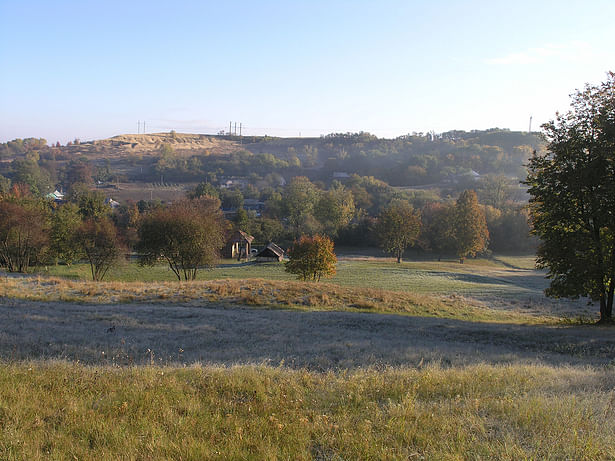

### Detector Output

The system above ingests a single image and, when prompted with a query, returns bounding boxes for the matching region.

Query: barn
[224,230,254,260]
[255,242,285,262]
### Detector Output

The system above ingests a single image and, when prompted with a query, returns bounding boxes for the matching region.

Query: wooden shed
[225,230,254,260]
[255,242,285,262]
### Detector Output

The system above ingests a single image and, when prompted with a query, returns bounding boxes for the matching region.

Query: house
[220,177,249,189]
[104,197,120,208]
[243,199,265,216]
[224,230,254,260]
[332,172,351,180]
[255,242,285,262]
[45,190,65,203]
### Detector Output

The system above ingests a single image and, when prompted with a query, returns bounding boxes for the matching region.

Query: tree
[137,197,226,281]
[376,200,421,263]
[420,202,455,259]
[187,182,219,200]
[282,176,320,237]
[478,174,512,209]
[50,203,83,265]
[526,72,615,322]
[74,217,122,281]
[64,159,93,189]
[314,182,355,238]
[285,235,337,281]
[453,190,489,263]
[72,189,111,219]
[11,155,53,195]
[0,198,50,272]
[220,188,244,210]
[0,174,10,195]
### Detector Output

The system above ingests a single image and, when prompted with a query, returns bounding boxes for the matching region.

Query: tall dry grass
[0,362,613,460]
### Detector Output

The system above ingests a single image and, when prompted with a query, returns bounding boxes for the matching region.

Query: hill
[0,129,543,206]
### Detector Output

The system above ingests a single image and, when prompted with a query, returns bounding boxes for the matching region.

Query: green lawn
[40,254,545,300]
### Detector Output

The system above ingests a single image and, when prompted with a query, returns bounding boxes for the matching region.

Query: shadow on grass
[1,301,614,369]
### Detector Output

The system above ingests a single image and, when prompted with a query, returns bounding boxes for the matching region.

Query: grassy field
[4,253,609,459]
[19,253,594,322]
[39,254,546,299]
[0,275,546,324]
[0,362,613,460]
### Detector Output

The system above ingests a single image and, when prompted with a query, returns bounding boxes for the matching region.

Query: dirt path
[1,299,613,369]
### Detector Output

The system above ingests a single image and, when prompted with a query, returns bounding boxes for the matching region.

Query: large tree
[50,203,83,265]
[376,200,421,263]
[526,72,615,322]
[314,182,355,238]
[137,197,226,281]
[282,176,320,237]
[453,190,489,263]
[420,202,455,259]
[0,198,50,272]
[75,217,122,281]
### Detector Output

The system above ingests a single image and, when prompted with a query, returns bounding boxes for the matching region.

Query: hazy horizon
[2,0,614,144]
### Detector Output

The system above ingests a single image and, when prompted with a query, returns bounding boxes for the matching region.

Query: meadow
[1,363,613,460]
[2,253,613,459]
[40,254,547,298]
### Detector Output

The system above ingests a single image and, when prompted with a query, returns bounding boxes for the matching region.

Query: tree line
[0,178,495,282]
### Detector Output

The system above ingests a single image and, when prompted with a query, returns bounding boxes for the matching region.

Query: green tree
[220,188,244,209]
[526,72,615,322]
[282,176,321,237]
[233,207,250,231]
[420,202,455,259]
[137,197,226,281]
[453,190,489,263]
[0,174,10,195]
[71,188,111,219]
[50,203,83,265]
[248,217,284,245]
[478,174,512,209]
[11,155,53,195]
[285,234,337,281]
[376,200,421,263]
[187,182,219,200]
[314,182,355,238]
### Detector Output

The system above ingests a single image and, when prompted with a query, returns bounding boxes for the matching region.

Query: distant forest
[0,129,541,256]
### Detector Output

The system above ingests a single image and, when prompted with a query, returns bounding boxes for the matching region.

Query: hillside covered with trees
[0,129,540,265]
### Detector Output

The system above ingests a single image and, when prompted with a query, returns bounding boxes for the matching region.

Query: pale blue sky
[1,0,614,143]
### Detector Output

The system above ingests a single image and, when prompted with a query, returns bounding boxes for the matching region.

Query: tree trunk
[396,251,401,263]
[605,282,614,321]
[598,286,613,323]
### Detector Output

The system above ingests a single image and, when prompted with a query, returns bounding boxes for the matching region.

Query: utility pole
[529,116,533,133]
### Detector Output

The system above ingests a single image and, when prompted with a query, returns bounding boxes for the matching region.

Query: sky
[1,0,614,143]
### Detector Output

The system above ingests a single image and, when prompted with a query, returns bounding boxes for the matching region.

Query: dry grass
[0,275,550,324]
[0,362,613,460]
